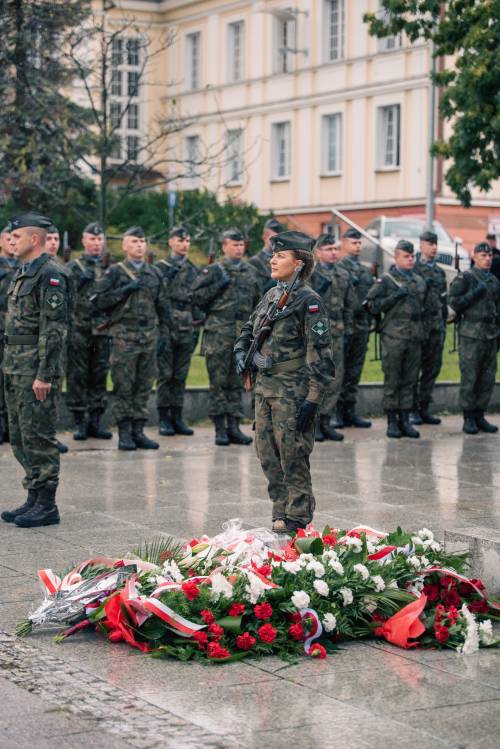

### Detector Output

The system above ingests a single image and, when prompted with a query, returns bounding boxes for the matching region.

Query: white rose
[313,579,329,597]
[353,563,369,581]
[339,587,353,607]
[323,613,337,632]
[291,590,311,610]
[371,575,386,592]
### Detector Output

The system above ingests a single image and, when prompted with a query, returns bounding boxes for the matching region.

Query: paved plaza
[1,417,500,748]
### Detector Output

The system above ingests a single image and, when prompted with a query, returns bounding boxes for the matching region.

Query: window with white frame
[322,113,343,174]
[227,21,245,83]
[376,2,403,52]
[324,0,345,62]
[186,32,201,90]
[377,104,401,169]
[271,122,291,179]
[109,35,142,163]
[184,135,200,180]
[225,129,243,183]
[273,17,296,74]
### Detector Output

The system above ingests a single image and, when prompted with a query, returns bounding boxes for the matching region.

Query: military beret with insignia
[221,227,244,242]
[124,226,146,238]
[10,212,53,230]
[264,218,283,233]
[270,230,315,253]
[342,227,362,240]
[419,230,438,244]
[474,241,492,255]
[395,239,414,254]
[169,226,190,239]
[47,224,59,235]
[83,222,104,236]
[315,233,337,248]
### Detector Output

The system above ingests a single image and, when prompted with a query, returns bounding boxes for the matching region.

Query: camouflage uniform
[234,283,334,526]
[0,256,18,439]
[2,254,70,491]
[413,255,448,409]
[449,266,500,413]
[248,249,276,298]
[192,259,260,418]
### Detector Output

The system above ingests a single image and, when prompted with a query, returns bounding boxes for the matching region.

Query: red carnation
[471,578,485,591]
[258,623,277,644]
[447,605,459,622]
[442,589,461,608]
[468,599,489,614]
[236,632,256,650]
[288,623,305,641]
[434,625,450,645]
[289,611,302,623]
[322,533,337,547]
[458,582,473,597]
[308,643,327,659]
[254,602,273,620]
[181,581,200,601]
[207,642,230,659]
[200,609,215,624]
[257,563,272,577]
[193,631,208,649]
[440,575,456,589]
[228,603,245,617]
[208,623,224,639]
[422,583,440,602]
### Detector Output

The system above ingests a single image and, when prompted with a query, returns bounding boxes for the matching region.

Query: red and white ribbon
[300,608,323,655]
[419,566,500,611]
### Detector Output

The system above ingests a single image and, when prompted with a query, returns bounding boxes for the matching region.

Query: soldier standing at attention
[0,224,17,445]
[1,212,70,527]
[449,242,500,435]
[248,218,283,297]
[66,223,112,441]
[336,228,373,429]
[191,228,260,446]
[234,231,334,533]
[310,234,355,442]
[93,227,170,451]
[410,231,448,426]
[155,226,199,437]
[366,240,426,439]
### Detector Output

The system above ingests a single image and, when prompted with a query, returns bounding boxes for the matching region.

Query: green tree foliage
[364,0,500,206]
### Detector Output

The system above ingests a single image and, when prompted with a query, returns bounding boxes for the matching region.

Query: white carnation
[479,620,495,646]
[210,572,233,599]
[458,604,480,655]
[345,536,362,553]
[244,572,267,604]
[420,556,430,568]
[322,613,337,632]
[306,560,325,578]
[339,587,353,607]
[322,549,339,561]
[387,580,399,589]
[411,536,425,547]
[363,597,377,613]
[353,563,369,581]
[161,559,183,583]
[328,559,344,575]
[419,528,434,541]
[423,539,441,552]
[313,579,329,597]
[291,590,310,609]
[282,560,303,574]
[371,575,386,592]
[407,555,422,570]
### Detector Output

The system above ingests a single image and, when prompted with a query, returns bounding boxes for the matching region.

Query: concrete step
[445,527,500,595]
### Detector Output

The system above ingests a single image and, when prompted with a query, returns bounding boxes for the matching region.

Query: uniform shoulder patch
[311,320,327,337]
[46,290,64,310]
[49,277,61,286]
[308,303,319,313]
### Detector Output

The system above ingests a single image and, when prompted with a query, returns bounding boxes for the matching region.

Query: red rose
[442,589,461,608]
[440,575,456,589]
[236,632,256,650]
[200,609,215,624]
[254,602,273,620]
[322,533,337,547]
[181,581,199,601]
[208,623,224,639]
[458,582,473,597]
[422,583,440,602]
[207,642,230,659]
[193,631,208,649]
[258,623,277,644]
[288,623,305,641]
[468,599,489,614]
[471,578,485,591]
[308,643,327,659]
[228,603,245,617]
[434,625,449,645]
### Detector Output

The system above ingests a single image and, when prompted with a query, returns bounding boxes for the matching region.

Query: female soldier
[234,231,335,533]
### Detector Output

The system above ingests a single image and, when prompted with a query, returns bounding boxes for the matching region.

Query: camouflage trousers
[341,330,370,407]
[66,327,110,414]
[4,374,60,490]
[255,391,315,526]
[458,335,497,411]
[157,335,194,410]
[111,333,157,423]
[0,336,5,418]
[381,334,422,411]
[206,346,243,418]
[414,328,445,408]
[321,335,343,414]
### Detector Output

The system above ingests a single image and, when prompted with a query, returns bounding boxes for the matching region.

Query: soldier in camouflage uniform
[155,227,200,437]
[66,223,112,441]
[366,240,426,439]
[310,234,355,442]
[337,228,373,428]
[449,242,500,435]
[0,224,17,444]
[93,227,171,450]
[1,212,70,528]
[247,218,283,298]
[410,230,448,426]
[234,231,335,532]
[192,228,260,446]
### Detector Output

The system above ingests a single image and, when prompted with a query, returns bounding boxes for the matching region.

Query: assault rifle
[449,240,460,353]
[241,262,304,392]
[370,261,381,362]
[62,231,71,263]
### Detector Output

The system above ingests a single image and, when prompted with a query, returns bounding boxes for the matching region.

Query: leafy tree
[364,0,500,206]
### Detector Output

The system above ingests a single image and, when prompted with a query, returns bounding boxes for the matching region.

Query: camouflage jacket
[449,266,500,341]
[337,255,374,333]
[365,265,427,341]
[66,254,109,335]
[191,259,260,341]
[0,256,18,333]
[414,256,448,334]
[93,260,171,340]
[234,282,335,404]
[310,262,356,338]
[155,256,202,343]
[247,249,276,297]
[2,253,70,381]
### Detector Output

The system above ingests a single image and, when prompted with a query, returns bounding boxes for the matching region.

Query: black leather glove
[296,400,318,432]
[473,282,487,299]
[234,350,247,376]
[120,279,141,295]
[218,268,231,290]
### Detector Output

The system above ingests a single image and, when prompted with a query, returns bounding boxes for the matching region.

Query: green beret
[342,228,362,240]
[316,233,337,248]
[395,239,415,254]
[83,222,104,236]
[169,226,190,239]
[270,230,315,253]
[420,230,438,244]
[222,227,244,242]
[10,212,53,230]
[474,242,492,255]
[124,226,146,238]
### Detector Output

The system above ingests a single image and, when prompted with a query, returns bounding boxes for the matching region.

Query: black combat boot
[118,419,137,450]
[343,403,372,428]
[0,415,6,444]
[171,407,194,436]
[227,415,253,445]
[463,411,479,435]
[158,408,175,436]
[331,404,344,429]
[132,420,159,449]
[409,409,423,425]
[320,414,344,441]
[399,410,420,438]
[285,518,306,532]
[72,412,88,441]
[386,410,402,439]
[315,419,325,442]
[15,487,60,528]
[1,489,38,523]
[475,411,498,433]
[420,403,441,425]
[87,410,112,439]
[56,439,69,454]
[212,415,230,446]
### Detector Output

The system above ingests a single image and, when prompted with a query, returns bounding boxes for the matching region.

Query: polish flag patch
[49,278,61,286]
[308,304,319,313]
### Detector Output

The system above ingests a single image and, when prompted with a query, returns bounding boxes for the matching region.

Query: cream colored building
[91,0,500,247]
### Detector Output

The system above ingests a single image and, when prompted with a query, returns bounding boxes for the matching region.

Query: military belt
[5,334,38,345]
[267,355,306,375]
